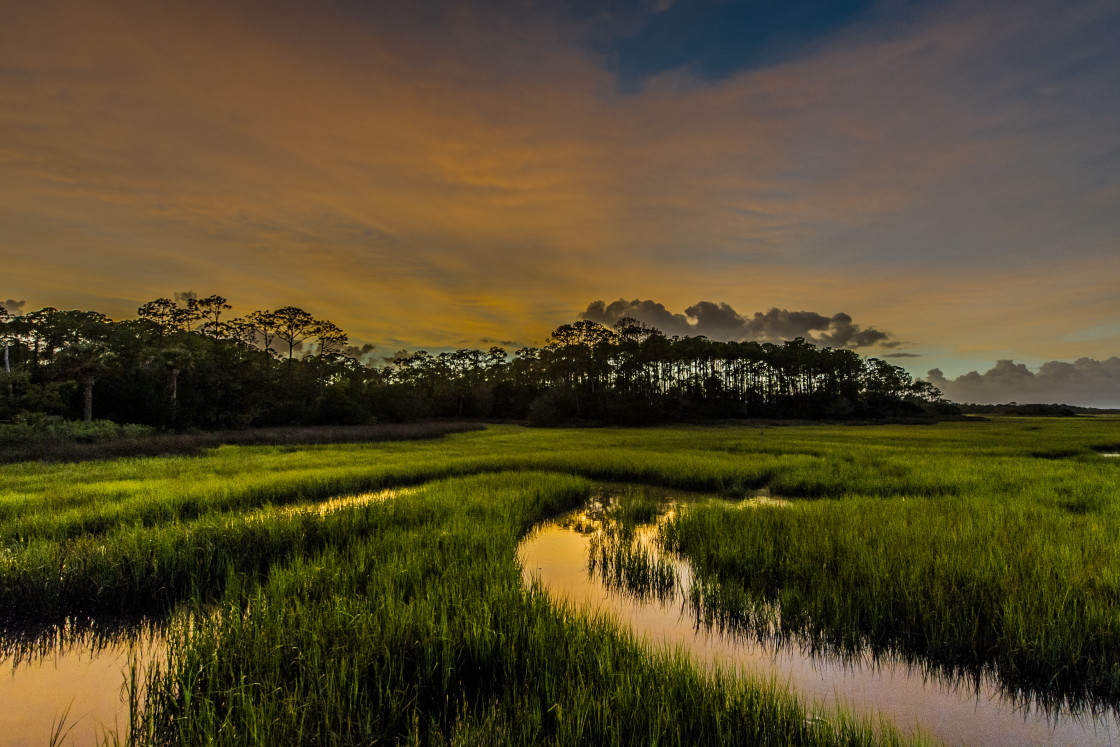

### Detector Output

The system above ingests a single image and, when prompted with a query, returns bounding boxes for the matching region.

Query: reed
[129,473,901,746]
[3,416,1117,743]
[661,419,1120,708]
[0,421,482,464]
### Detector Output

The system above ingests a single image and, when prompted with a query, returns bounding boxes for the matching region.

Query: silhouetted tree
[138,298,180,347]
[56,341,115,422]
[0,296,952,428]
[190,295,232,338]
[270,306,317,386]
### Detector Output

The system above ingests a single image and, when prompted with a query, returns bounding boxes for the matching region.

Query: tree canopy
[0,296,952,428]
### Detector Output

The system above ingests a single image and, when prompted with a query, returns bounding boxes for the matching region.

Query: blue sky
[597,0,880,86]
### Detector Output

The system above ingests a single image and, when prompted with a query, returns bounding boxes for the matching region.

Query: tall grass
[587,485,681,602]
[2,417,1118,743]
[660,419,1120,709]
[0,421,482,464]
[129,473,900,746]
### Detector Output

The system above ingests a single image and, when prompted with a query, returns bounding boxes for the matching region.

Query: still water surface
[0,488,404,746]
[0,623,162,746]
[519,493,1120,747]
[6,483,1119,745]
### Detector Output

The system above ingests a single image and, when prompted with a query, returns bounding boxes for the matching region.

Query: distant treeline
[0,295,955,428]
[959,403,1118,417]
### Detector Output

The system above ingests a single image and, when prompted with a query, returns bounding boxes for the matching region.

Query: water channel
[0,491,414,746]
[5,478,1120,745]
[0,620,162,746]
[518,486,1120,746]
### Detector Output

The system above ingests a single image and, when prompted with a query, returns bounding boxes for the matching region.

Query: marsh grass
[3,417,1119,743]
[0,422,483,465]
[47,700,77,747]
[125,472,900,746]
[660,419,1120,710]
[589,526,679,603]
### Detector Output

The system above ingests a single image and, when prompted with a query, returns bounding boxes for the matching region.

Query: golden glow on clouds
[2,0,1117,372]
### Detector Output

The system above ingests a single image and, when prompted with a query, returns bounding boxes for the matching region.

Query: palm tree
[56,341,115,422]
[149,347,193,414]
[0,305,14,401]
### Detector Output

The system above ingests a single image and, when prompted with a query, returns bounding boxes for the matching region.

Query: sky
[2,0,1119,406]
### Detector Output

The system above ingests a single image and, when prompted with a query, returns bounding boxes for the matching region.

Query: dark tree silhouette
[0,295,951,428]
[0,305,13,400]
[190,295,232,338]
[270,307,317,382]
[56,341,114,422]
[138,299,180,347]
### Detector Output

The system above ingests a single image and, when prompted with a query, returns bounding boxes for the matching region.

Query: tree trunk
[3,341,10,399]
[83,373,94,422]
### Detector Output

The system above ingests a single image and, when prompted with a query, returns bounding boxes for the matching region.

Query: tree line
[0,295,952,428]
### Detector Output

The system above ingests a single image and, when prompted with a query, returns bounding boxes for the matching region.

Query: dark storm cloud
[344,343,378,364]
[740,308,894,349]
[582,299,694,336]
[925,358,1120,408]
[581,299,893,349]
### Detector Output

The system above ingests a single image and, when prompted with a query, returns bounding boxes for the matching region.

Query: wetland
[2,417,1120,745]
[520,485,1120,745]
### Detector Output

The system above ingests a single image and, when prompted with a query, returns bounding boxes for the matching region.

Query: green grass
[660,418,1120,709]
[0,421,482,464]
[130,472,898,746]
[2,417,1119,743]
[587,485,681,602]
[604,484,665,529]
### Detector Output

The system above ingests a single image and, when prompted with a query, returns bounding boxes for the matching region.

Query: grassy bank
[660,417,1120,708]
[0,421,483,464]
[132,472,899,746]
[2,417,1118,743]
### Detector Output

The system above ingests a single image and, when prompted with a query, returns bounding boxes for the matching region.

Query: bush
[526,388,575,426]
[0,415,155,447]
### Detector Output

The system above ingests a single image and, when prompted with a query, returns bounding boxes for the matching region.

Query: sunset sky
[2,0,1119,405]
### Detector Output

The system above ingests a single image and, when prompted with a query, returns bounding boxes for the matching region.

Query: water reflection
[0,488,405,746]
[250,487,412,523]
[1,618,163,746]
[519,486,1120,746]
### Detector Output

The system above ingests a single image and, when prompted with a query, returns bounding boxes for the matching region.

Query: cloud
[343,343,379,364]
[0,0,1117,364]
[2,299,26,315]
[581,298,894,349]
[582,299,690,336]
[925,358,1120,408]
